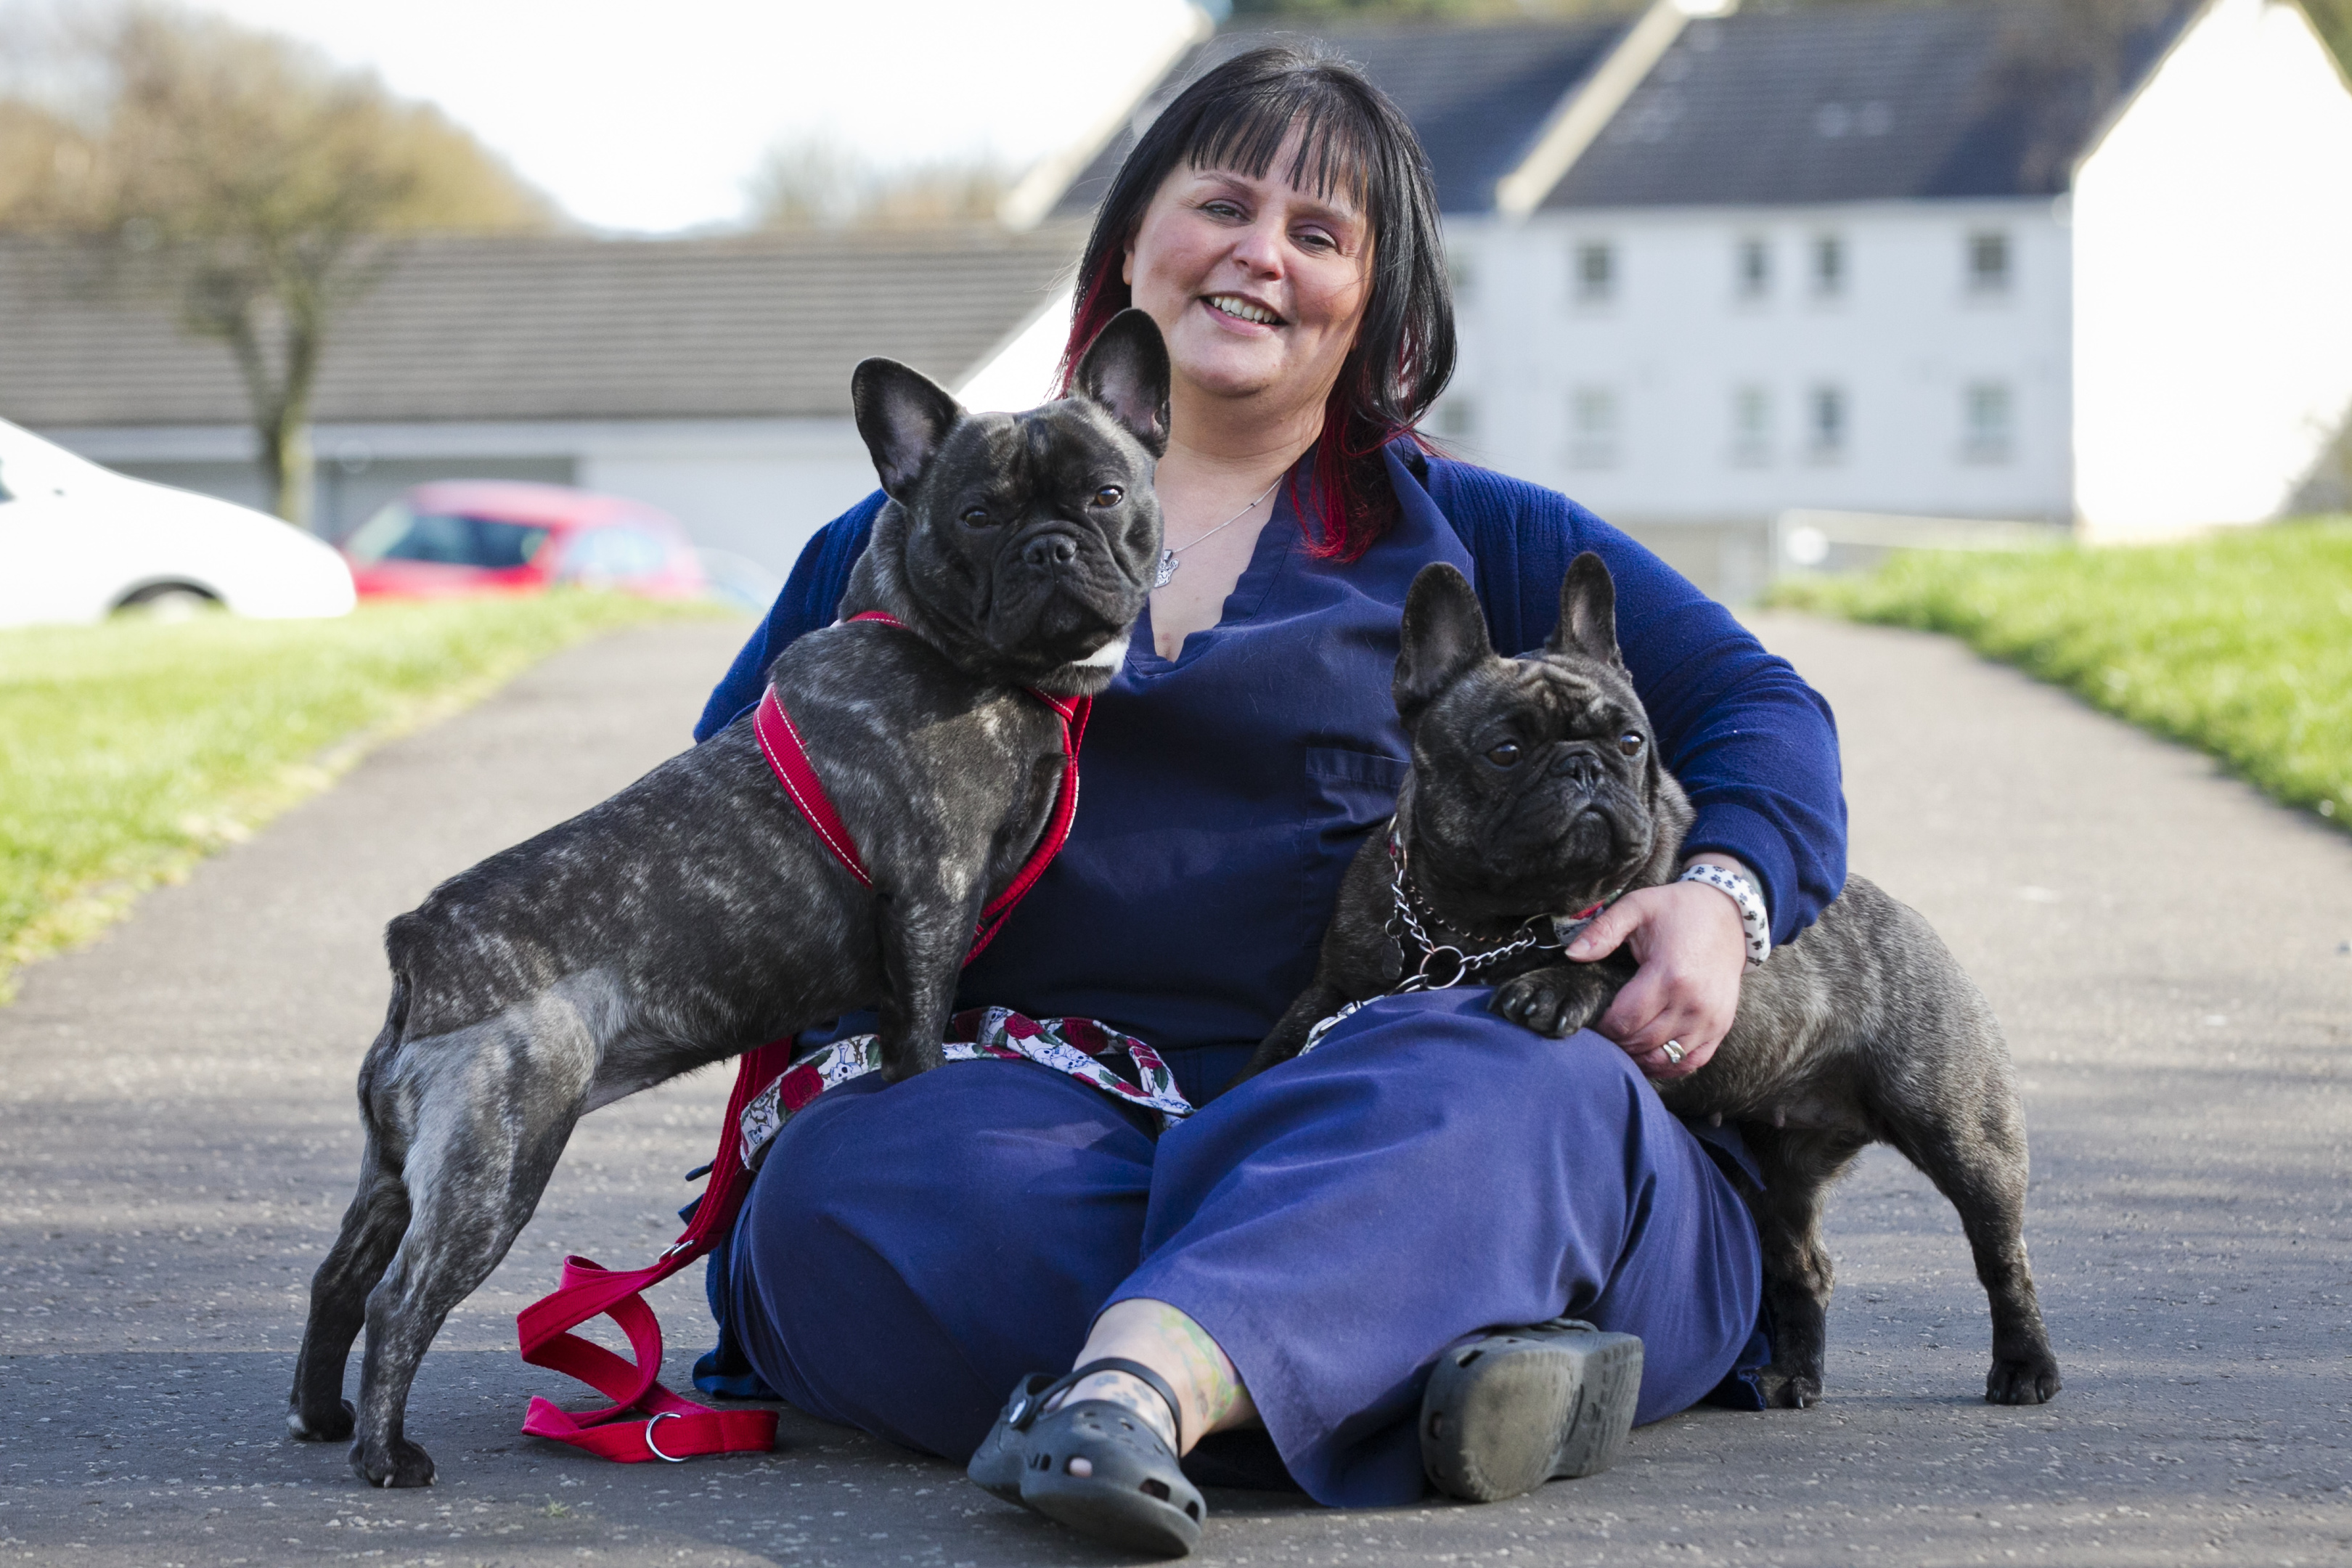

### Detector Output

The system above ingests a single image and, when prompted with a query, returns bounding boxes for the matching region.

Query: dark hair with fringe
[1055,43,1455,562]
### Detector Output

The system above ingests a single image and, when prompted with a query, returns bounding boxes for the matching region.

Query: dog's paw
[1490,971,1589,1038]
[1756,1367,1823,1409]
[287,1399,355,1443]
[1985,1355,2061,1405]
[351,1436,436,1488]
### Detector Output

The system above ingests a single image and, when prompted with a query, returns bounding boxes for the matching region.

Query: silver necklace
[1152,476,1282,589]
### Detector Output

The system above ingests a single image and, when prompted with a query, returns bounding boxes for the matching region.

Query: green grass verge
[1770,518,2352,830]
[0,591,736,1002]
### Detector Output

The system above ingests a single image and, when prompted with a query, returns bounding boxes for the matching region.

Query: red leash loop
[518,611,1094,1465]
[516,1038,793,1463]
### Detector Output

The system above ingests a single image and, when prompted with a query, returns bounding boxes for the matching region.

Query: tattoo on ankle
[1167,1312,1241,1440]
[1101,1382,1169,1439]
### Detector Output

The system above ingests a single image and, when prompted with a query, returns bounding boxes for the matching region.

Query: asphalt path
[1,613,2347,1567]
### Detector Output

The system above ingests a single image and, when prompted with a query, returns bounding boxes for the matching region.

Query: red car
[340,481,706,600]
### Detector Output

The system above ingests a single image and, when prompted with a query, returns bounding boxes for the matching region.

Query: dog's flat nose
[1550,747,1603,788]
[1023,534,1079,568]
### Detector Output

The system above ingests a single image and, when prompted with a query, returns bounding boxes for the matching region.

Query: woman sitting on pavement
[692,44,1846,1556]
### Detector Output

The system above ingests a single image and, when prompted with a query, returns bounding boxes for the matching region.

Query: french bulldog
[1244,555,2060,1411]
[288,310,1172,1487]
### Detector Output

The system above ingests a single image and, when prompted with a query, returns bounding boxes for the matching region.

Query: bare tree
[746,134,1011,232]
[0,5,555,528]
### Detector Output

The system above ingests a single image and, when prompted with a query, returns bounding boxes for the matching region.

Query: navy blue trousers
[722,988,1762,1507]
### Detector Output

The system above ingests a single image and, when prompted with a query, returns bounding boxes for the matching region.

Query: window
[342,502,550,568]
[1811,233,1845,298]
[1967,231,2011,294]
[1963,382,2012,462]
[1807,384,1847,460]
[1432,396,1478,441]
[1569,386,1619,468]
[1573,241,1614,304]
[1735,237,1770,300]
[1730,384,1772,466]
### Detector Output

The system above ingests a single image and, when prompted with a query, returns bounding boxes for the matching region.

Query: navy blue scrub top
[700,447,1849,1106]
[955,480,1469,1095]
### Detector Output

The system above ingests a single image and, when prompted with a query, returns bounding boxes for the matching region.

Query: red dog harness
[518,611,1091,1464]
[748,613,1090,956]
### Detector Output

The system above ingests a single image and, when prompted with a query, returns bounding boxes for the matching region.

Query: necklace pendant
[1152,548,1178,589]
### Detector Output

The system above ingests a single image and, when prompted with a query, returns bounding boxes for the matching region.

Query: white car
[0,417,356,628]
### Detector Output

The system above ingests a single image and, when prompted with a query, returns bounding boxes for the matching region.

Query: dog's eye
[960,506,992,527]
[1617,732,1644,756]
[1090,485,1124,508]
[1485,741,1522,768]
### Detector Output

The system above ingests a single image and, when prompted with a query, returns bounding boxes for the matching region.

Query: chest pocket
[1304,746,1410,845]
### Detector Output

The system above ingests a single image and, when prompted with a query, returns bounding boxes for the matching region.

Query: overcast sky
[192,0,1206,233]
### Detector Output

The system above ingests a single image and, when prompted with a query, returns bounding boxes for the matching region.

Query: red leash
[518,611,1093,1464]
[517,1036,795,1463]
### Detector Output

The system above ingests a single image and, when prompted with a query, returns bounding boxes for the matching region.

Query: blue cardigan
[695,444,1847,944]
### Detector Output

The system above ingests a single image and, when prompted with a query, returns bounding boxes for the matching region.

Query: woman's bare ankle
[1056,1369,1179,1462]
[1049,1298,1257,1458]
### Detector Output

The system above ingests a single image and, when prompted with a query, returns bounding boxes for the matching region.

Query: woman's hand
[1563,856,1752,1079]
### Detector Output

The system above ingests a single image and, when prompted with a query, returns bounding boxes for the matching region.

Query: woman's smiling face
[1122,132,1374,421]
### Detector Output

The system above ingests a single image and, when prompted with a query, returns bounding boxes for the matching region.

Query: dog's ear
[1073,309,1171,457]
[852,358,967,502]
[1548,552,1625,669]
[1395,563,1493,724]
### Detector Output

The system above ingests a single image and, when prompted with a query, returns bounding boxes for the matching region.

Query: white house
[0,228,1079,576]
[983,0,2352,595]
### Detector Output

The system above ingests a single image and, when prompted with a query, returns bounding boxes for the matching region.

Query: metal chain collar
[1383,833,1612,994]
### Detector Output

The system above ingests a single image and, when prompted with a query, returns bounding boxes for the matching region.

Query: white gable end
[2073,0,2352,539]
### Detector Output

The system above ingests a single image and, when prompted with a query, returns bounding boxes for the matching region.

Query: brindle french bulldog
[288,311,1171,1487]
[1244,555,2060,1411]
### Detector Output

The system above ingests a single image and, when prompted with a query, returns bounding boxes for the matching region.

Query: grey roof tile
[1048,17,1630,220]
[1545,1,2200,209]
[0,227,1082,428]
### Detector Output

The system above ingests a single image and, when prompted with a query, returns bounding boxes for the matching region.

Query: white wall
[572,420,874,576]
[2073,0,2352,539]
[1441,199,2073,526]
